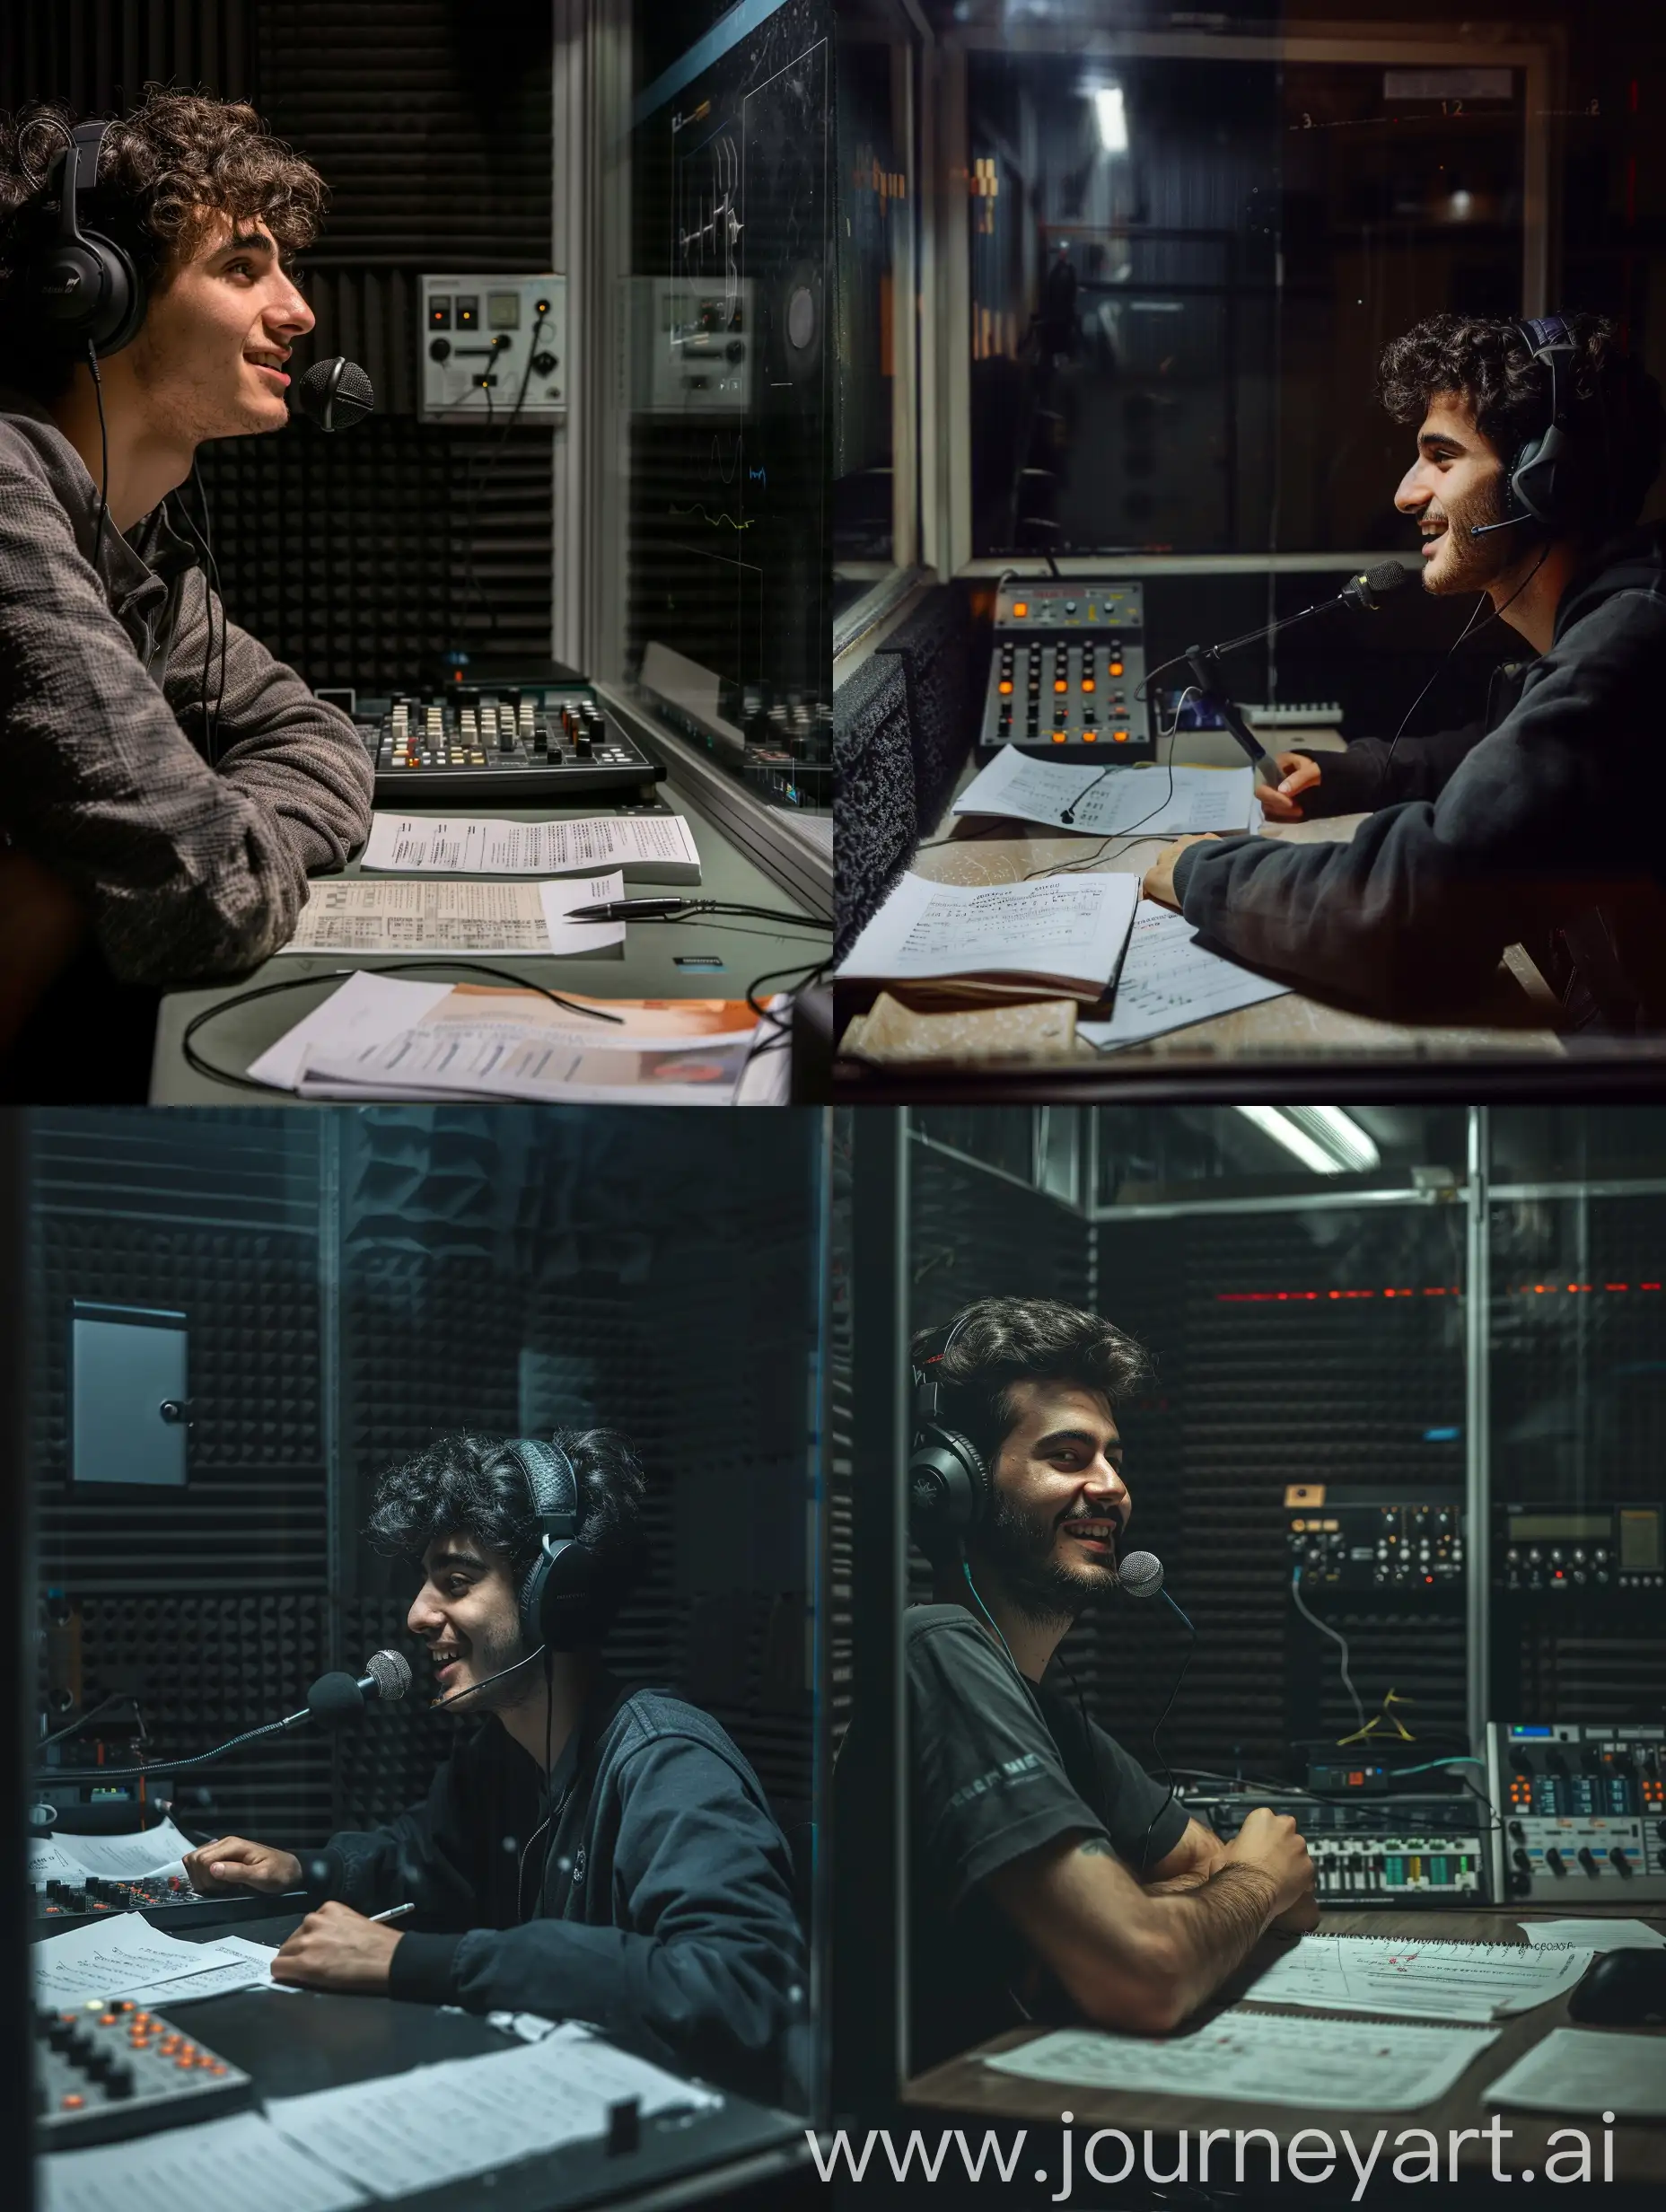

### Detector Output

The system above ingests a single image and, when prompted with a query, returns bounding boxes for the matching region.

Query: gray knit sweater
[0,387,373,985]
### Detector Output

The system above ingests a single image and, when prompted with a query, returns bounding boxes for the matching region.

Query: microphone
[1117,1549,1166,1600]
[293,356,374,432]
[303,1648,413,1729]
[1469,514,1533,540]
[1339,558,1411,611]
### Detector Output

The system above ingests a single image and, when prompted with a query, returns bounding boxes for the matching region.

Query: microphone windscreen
[364,1648,412,1704]
[306,1670,366,1725]
[1365,558,1410,598]
[1118,1549,1165,1599]
[294,356,374,432]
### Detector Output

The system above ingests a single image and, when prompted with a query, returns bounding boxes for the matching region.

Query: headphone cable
[85,340,110,576]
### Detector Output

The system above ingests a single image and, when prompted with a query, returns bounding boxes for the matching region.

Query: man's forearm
[1148,1863,1278,2021]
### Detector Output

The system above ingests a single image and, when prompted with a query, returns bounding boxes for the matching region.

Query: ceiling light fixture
[1235,1105,1382,1176]
[1094,85,1127,155]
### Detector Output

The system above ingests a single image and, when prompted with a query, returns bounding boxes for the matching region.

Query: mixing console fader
[343,683,666,805]
[978,577,1153,762]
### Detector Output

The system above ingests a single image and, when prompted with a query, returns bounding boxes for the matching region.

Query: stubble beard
[978,1489,1119,1630]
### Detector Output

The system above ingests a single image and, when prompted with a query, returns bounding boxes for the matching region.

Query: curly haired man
[1144,312,1666,1032]
[0,89,373,1093]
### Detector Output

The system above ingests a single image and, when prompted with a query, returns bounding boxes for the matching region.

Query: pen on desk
[566,895,695,922]
[369,1902,416,1923]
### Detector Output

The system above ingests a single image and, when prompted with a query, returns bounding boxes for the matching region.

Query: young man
[0,92,373,1088]
[181,1431,806,2102]
[897,1298,1316,2074]
[1144,312,1666,1030]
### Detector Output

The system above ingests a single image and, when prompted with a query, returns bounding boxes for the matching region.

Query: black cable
[36,1693,127,1752]
[180,959,627,1093]
[33,1712,299,1786]
[1136,1588,1197,1877]
[1381,546,1548,770]
[171,468,228,764]
[461,313,542,635]
[86,340,110,576]
[615,900,826,928]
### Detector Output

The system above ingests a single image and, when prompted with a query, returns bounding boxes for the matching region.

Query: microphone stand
[1182,640,1274,778]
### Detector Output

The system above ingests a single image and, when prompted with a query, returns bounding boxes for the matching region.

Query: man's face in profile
[127,212,313,446]
[408,1535,537,1713]
[1394,391,1524,596]
[975,1378,1132,1626]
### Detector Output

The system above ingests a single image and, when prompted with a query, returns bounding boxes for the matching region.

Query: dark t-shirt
[906,1603,1189,2075]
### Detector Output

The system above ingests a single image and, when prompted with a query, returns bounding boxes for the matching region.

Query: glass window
[615,1,832,814]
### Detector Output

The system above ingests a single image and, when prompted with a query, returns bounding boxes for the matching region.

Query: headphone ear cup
[908,1427,988,1558]
[83,229,145,356]
[536,1538,600,1652]
[1511,423,1567,530]
[32,228,145,357]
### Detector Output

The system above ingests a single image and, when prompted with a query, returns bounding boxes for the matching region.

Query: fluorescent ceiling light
[1235,1105,1381,1176]
[1094,85,1127,155]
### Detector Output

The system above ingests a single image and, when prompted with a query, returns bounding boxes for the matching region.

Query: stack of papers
[261,2023,721,2199]
[34,1909,285,2008]
[954,746,1257,837]
[29,1814,197,1889]
[40,2111,369,2212]
[1520,1918,1665,1951]
[361,813,702,883]
[837,871,1139,1004]
[984,2009,1500,2111]
[1248,1936,1594,2023]
[248,972,790,1105]
[1079,900,1292,1049]
[277,872,627,957]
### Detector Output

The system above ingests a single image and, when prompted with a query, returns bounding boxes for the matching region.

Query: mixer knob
[105,2059,135,2099]
[1609,1848,1633,1875]
[1577,1848,1600,1875]
[498,726,515,753]
[1543,1848,1566,1875]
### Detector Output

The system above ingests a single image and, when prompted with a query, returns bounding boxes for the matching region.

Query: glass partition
[616,1,833,815]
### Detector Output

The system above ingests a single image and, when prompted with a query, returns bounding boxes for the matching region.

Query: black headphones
[25,119,146,359]
[908,1316,991,1560]
[501,1438,599,1654]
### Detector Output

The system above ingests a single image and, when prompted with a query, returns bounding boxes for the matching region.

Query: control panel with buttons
[1284,1485,1464,1590]
[336,683,665,805]
[35,1997,252,2148]
[1486,1722,1666,1902]
[32,1873,301,1936]
[625,277,755,414]
[978,577,1153,760]
[1498,1503,1663,1592]
[1189,1795,1488,1905]
[420,273,567,421]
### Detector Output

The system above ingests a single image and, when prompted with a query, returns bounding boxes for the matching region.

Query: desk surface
[863,743,1565,1075]
[55,1907,807,2212]
[905,1905,1666,2185]
[151,785,829,1103]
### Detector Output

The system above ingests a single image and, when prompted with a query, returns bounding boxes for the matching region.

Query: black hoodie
[324,1677,806,2103]
[1171,523,1666,1027]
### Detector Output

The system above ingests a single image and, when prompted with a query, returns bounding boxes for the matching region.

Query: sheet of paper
[1520,1918,1665,1951]
[28,1816,197,1885]
[39,2111,368,2212]
[1248,1936,1594,2023]
[299,1019,760,1106]
[837,870,1138,989]
[360,812,700,880]
[954,746,1256,837]
[1484,2026,1666,2119]
[984,2009,1501,2112]
[276,873,627,956]
[34,1910,282,2008]
[1078,900,1292,1049]
[118,1935,291,2006]
[248,972,454,1092]
[263,2024,719,2200]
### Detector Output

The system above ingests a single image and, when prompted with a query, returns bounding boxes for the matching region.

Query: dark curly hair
[1376,312,1666,539]
[0,85,326,399]
[366,1430,648,1644]
[914,1296,1153,1462]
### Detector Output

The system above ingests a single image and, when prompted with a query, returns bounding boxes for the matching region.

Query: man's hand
[1269,1890,1323,1936]
[1256,751,1324,823]
[272,1901,403,1995]
[1142,834,1219,911]
[1221,1806,1317,1922]
[181,1835,303,1896]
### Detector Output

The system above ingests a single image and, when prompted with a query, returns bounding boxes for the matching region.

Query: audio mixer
[1285,1487,1464,1590]
[34,1874,305,1936]
[36,1997,252,2147]
[330,683,667,805]
[977,576,1153,762]
[1189,1794,1489,1906]
[1486,1722,1666,1902]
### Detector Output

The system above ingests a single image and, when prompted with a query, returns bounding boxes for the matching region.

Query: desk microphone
[1117,1548,1165,1599]
[303,1649,413,1728]
[294,356,374,432]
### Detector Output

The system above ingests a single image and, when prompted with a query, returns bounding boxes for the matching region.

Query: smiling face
[408,1535,539,1713]
[125,210,313,444]
[1393,391,1525,596]
[972,1377,1132,1626]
